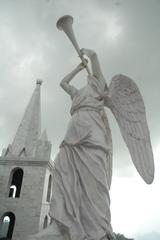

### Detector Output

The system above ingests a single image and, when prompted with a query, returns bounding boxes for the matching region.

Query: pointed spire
[40,129,48,141]
[11,80,42,157]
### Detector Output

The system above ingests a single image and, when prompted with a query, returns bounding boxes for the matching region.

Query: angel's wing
[105,74,154,184]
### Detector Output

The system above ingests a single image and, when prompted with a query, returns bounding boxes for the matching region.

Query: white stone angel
[27,49,154,240]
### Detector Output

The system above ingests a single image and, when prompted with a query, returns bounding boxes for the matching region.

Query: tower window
[46,174,52,202]
[43,216,48,229]
[9,185,17,198]
[50,217,53,225]
[8,168,24,198]
[0,212,15,240]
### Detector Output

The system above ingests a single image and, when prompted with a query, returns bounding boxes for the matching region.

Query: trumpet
[56,15,91,74]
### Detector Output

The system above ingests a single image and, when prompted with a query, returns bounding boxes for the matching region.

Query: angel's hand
[80,48,96,58]
[76,60,88,72]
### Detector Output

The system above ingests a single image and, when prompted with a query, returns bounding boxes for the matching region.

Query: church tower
[0,80,53,240]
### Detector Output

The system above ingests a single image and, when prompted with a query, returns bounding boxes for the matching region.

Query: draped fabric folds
[27,76,114,240]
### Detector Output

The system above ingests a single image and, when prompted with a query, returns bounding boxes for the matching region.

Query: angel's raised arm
[60,62,86,98]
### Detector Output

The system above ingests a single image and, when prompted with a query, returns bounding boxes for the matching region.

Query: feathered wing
[104,74,154,184]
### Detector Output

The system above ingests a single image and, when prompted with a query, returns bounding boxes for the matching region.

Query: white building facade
[0,81,53,240]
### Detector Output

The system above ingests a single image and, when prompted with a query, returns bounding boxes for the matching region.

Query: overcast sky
[0,0,160,239]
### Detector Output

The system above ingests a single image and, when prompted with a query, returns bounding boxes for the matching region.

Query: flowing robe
[28,76,114,240]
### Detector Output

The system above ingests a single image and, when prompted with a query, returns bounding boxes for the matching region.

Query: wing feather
[106,74,154,184]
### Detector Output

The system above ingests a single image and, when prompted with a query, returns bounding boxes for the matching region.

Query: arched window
[0,212,15,240]
[8,168,24,198]
[46,174,52,202]
[50,217,53,225]
[43,216,48,229]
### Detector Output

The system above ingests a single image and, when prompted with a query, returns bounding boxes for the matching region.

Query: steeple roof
[40,129,48,141]
[11,80,42,157]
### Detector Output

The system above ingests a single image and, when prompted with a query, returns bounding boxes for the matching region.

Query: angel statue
[27,48,154,240]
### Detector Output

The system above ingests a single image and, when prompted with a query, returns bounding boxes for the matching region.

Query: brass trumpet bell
[56,15,73,31]
[56,15,90,74]
[56,15,80,55]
